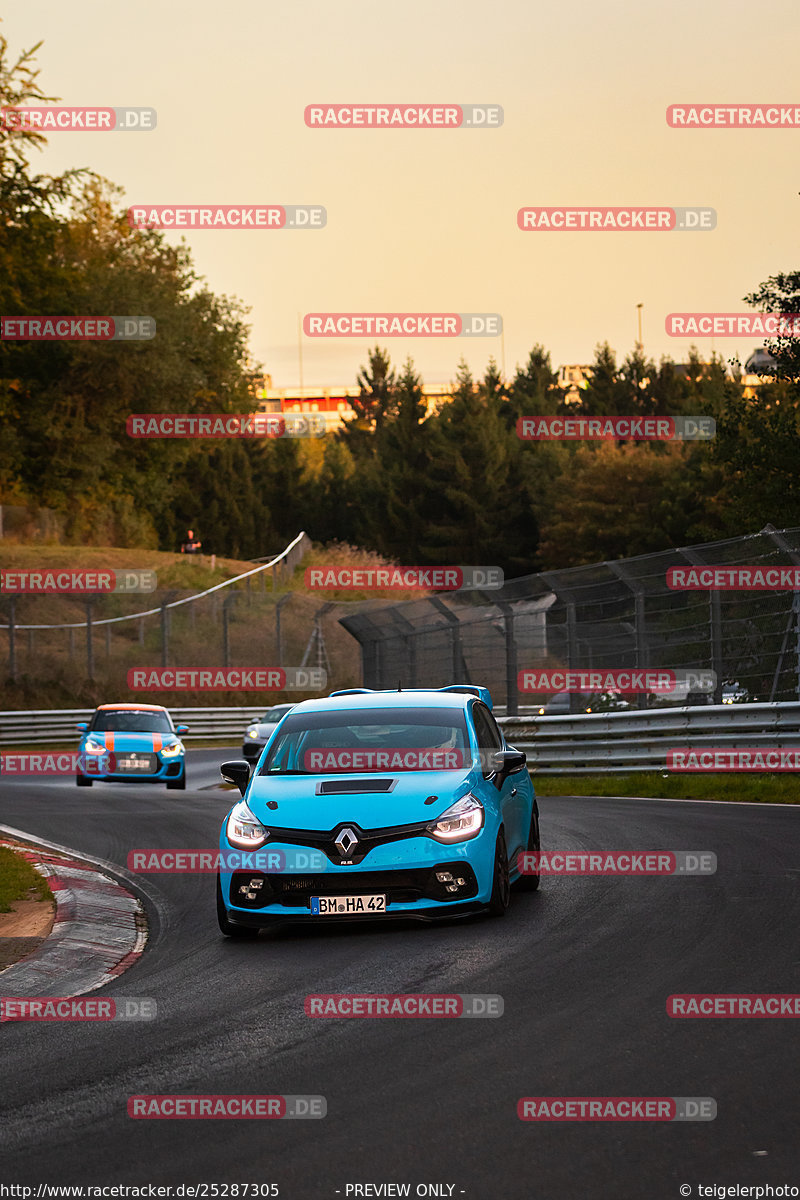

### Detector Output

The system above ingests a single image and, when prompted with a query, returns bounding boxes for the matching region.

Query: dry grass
[0,540,432,712]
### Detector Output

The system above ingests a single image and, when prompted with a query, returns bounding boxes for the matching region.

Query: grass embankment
[535,772,800,804]
[0,845,54,912]
[0,540,432,713]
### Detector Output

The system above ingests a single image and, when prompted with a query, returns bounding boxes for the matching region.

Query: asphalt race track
[1,749,799,1198]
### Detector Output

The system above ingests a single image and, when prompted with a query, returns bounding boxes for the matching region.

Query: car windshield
[259,707,292,723]
[91,711,173,733]
[260,707,470,775]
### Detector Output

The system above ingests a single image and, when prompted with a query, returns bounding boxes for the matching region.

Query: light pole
[636,303,644,352]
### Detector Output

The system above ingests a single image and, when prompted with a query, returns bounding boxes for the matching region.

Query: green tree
[743,272,800,381]
[0,32,269,551]
[420,360,538,572]
[338,346,397,461]
[580,342,625,415]
[508,345,560,422]
[365,358,432,558]
[536,442,721,568]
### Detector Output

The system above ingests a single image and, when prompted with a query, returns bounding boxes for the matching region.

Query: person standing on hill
[180,529,202,554]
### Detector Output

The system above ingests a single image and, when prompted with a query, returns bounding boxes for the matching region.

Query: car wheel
[516,808,541,892]
[216,875,259,939]
[488,829,511,917]
[76,775,93,787]
[166,769,186,791]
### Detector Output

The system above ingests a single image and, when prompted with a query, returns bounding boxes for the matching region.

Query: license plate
[310,894,386,915]
[118,756,151,770]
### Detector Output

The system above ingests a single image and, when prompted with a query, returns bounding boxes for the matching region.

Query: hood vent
[316,778,397,795]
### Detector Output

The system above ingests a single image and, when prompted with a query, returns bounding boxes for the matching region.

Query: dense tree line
[2,34,799,573]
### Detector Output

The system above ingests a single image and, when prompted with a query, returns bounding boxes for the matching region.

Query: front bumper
[219,829,494,923]
[80,756,185,782]
[242,742,265,763]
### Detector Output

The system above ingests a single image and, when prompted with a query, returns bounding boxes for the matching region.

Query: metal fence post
[427,597,464,683]
[388,607,417,687]
[161,598,169,667]
[159,591,179,668]
[223,593,239,667]
[7,598,16,681]
[275,594,291,666]
[680,548,723,703]
[85,599,95,680]
[607,563,649,710]
[495,600,518,716]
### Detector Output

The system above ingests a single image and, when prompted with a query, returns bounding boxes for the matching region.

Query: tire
[76,775,93,787]
[216,875,259,939]
[516,807,541,892]
[488,829,511,917]
[166,769,186,791]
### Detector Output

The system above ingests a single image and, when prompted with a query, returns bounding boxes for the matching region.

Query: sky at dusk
[5,0,799,388]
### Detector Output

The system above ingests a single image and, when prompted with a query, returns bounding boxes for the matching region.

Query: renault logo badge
[334,826,359,858]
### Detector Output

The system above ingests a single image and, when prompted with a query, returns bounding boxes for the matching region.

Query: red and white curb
[0,828,147,997]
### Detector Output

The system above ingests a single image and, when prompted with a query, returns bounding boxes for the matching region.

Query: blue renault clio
[216,685,540,936]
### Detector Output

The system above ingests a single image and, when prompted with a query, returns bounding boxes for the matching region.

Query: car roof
[95,703,168,712]
[288,690,475,715]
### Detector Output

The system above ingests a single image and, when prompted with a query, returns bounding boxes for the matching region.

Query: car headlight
[161,742,183,757]
[246,729,260,739]
[426,794,484,843]
[226,799,269,849]
[84,738,106,754]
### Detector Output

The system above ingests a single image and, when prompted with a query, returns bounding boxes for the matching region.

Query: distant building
[741,348,777,399]
[556,364,593,405]
[251,383,454,430]
[745,348,777,376]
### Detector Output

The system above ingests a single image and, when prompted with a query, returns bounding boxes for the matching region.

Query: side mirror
[492,749,527,780]
[175,724,189,735]
[76,722,88,733]
[221,759,251,797]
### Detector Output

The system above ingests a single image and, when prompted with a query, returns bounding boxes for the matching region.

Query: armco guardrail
[497,702,800,774]
[2,702,800,769]
[0,708,265,747]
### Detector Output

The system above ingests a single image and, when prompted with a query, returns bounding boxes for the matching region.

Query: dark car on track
[241,704,296,763]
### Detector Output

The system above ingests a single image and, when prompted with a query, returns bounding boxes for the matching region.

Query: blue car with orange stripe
[76,703,188,789]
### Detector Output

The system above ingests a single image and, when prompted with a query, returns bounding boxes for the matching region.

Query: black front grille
[229,864,478,909]
[263,820,431,865]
